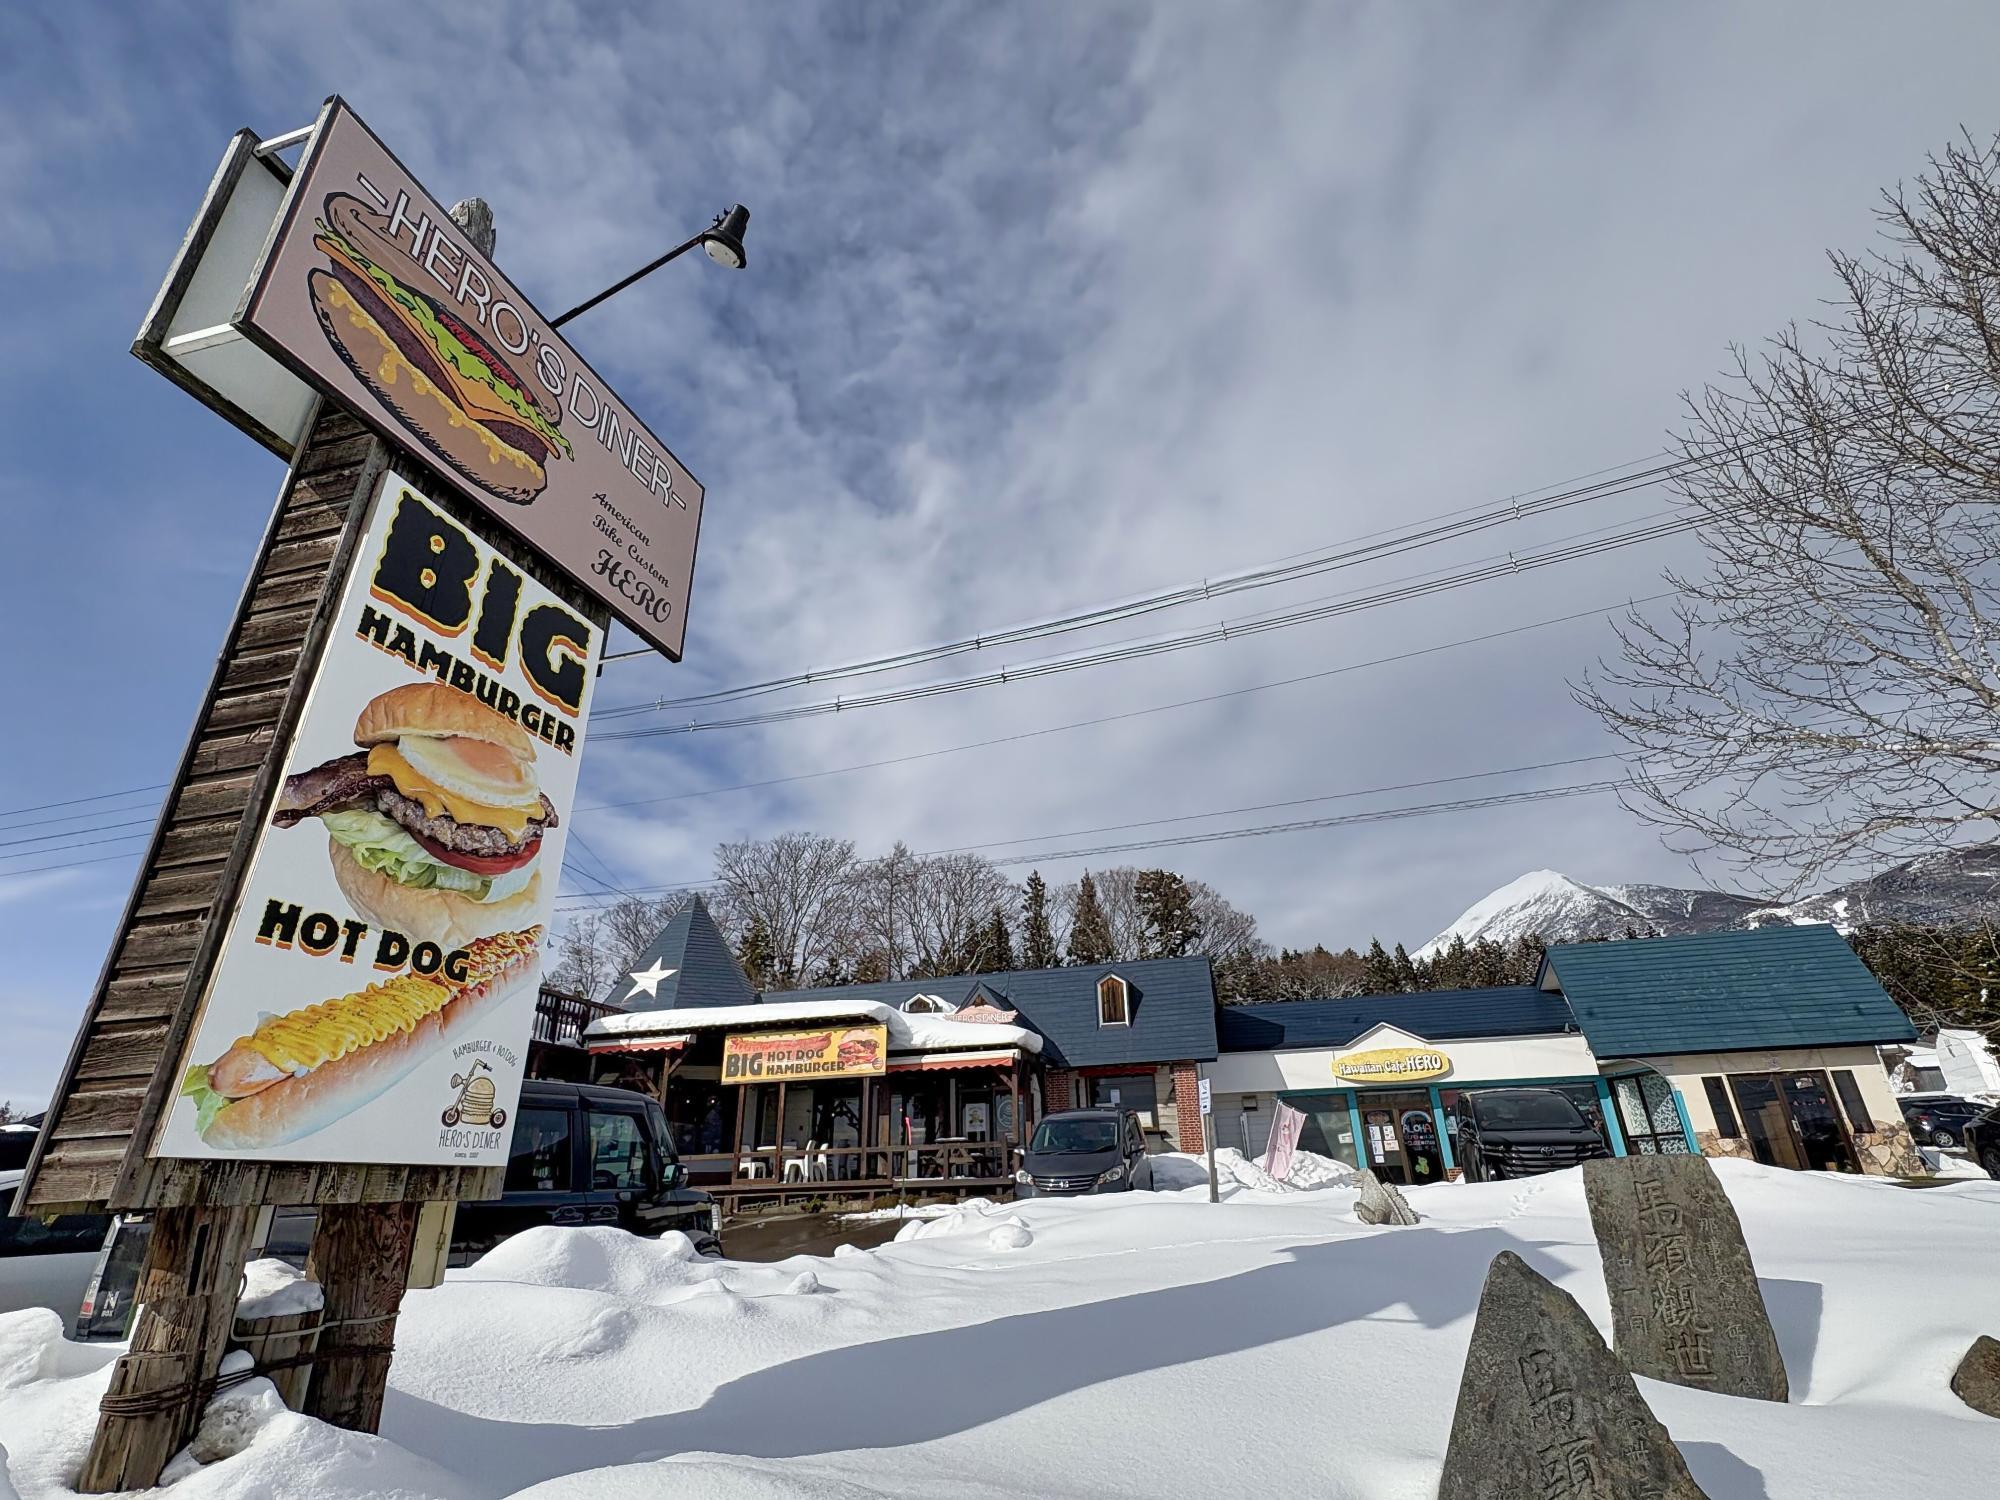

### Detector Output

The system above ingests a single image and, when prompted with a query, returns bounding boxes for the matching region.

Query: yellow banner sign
[722,1024,887,1082]
[1334,1046,1451,1084]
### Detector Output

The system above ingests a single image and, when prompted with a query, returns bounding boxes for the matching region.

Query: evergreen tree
[1505,931,1549,985]
[1363,938,1399,994]
[1020,871,1059,968]
[1134,868,1201,958]
[1391,942,1419,993]
[736,915,776,990]
[1068,871,1114,965]
[982,907,1015,971]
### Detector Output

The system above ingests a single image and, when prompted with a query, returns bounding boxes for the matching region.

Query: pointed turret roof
[600,894,758,1012]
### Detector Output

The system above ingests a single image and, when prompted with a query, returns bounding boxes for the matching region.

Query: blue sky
[4,2,2000,1107]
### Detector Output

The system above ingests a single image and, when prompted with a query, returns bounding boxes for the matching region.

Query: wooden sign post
[18,104,668,1486]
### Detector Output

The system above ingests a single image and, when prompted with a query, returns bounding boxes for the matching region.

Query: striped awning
[587,1034,690,1055]
[887,1050,1019,1072]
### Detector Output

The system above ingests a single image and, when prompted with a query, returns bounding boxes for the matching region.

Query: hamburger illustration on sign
[310,195,571,505]
[274,682,555,949]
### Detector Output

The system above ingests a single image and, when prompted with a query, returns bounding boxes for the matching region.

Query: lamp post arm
[550,229,707,329]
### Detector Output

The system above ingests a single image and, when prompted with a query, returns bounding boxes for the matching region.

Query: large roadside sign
[238,98,704,660]
[155,472,601,1166]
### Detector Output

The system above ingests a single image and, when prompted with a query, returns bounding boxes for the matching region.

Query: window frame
[1830,1070,1876,1134]
[587,1107,655,1194]
[1097,974,1131,1027]
[505,1105,577,1195]
[1701,1076,1741,1139]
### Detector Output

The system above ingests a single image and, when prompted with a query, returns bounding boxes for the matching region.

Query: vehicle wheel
[441,1107,461,1126]
[1981,1145,2000,1181]
[1931,1127,1957,1149]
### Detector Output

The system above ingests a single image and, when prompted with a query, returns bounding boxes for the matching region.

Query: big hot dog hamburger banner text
[155,472,601,1166]
[238,98,704,660]
[721,1026,888,1082]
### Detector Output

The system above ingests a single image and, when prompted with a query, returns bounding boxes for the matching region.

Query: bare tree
[547,892,694,1000]
[711,832,861,988]
[1577,134,2000,890]
[903,852,1017,976]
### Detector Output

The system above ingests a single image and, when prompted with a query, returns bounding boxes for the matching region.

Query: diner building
[1206,924,1923,1181]
[563,896,1220,1205]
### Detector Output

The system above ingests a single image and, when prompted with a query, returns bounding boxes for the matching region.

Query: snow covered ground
[2,1155,1997,1498]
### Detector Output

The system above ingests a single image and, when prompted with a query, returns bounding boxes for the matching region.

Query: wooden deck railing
[682,1141,1015,1189]
[532,987,622,1050]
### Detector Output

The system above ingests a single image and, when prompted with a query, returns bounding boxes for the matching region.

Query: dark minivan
[1014,1108,1156,1197]
[1454,1088,1612,1181]
[454,1080,721,1262]
[61,1081,721,1339]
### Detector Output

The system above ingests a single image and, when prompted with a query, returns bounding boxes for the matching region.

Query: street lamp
[550,203,751,328]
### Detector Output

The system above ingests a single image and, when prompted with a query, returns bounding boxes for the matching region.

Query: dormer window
[1097,974,1130,1027]
[902,993,947,1013]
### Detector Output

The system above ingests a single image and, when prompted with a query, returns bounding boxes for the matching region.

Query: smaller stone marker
[1353,1169,1419,1226]
[1584,1154,1788,1402]
[1951,1335,2000,1418]
[1438,1250,1710,1500]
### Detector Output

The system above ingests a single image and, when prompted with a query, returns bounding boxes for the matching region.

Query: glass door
[1780,1071,1860,1172]
[1727,1074,1806,1169]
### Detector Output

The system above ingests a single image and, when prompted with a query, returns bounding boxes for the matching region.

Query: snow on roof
[587,997,1043,1054]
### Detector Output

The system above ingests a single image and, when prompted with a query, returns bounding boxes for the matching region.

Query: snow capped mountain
[1417,847,2000,959]
[1413,871,1647,959]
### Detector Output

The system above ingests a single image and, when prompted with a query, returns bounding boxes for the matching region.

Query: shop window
[1701,1077,1740,1138]
[1611,1073,1691,1155]
[1097,974,1130,1026]
[1830,1070,1875,1134]
[507,1107,572,1192]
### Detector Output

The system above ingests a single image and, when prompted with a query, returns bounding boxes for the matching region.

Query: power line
[552,763,1673,911]
[592,514,1695,740]
[593,452,1689,704]
[0,783,169,822]
[571,593,1674,819]
[0,848,148,883]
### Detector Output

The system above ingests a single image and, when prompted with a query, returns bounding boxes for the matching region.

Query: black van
[452,1080,721,1262]
[62,1081,721,1338]
[1454,1088,1611,1181]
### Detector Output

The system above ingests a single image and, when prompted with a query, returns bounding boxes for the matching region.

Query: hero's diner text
[367,189,686,512]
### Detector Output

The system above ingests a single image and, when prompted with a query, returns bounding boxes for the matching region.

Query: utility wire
[593,452,1689,704]
[593,513,1695,740]
[572,593,1674,818]
[550,767,1680,911]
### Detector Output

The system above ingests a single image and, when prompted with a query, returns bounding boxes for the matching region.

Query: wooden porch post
[729,1084,747,1183]
[302,1202,421,1433]
[774,1081,787,1183]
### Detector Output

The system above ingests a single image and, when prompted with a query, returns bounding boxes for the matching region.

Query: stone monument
[1353,1169,1419,1226]
[1952,1334,2000,1417]
[1583,1154,1788,1401]
[1438,1251,1709,1499]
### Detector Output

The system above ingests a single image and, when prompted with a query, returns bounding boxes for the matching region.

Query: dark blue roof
[1217,986,1575,1053]
[599,895,758,1012]
[779,957,1219,1068]
[1542,924,1917,1057]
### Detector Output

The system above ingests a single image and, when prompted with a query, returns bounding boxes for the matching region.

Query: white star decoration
[624,959,678,1001]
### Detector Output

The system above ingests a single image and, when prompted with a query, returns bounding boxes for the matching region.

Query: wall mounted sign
[238,98,705,659]
[722,1025,888,1082]
[154,472,601,1166]
[1334,1046,1452,1084]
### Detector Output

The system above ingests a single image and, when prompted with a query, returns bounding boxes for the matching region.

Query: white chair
[809,1142,831,1181]
[739,1156,768,1180]
[783,1143,813,1183]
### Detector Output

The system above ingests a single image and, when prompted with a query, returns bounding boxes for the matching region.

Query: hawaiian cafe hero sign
[1333,1046,1452,1084]
[721,1025,888,1082]
[238,98,704,659]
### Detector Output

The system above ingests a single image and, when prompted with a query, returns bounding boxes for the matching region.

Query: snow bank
[238,1257,324,1319]
[3,1165,1998,1498]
